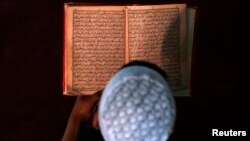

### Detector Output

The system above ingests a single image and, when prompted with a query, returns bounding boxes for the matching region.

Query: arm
[62,92,101,141]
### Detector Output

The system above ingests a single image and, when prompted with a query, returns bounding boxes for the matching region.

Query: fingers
[76,90,102,104]
[89,89,103,101]
[95,90,103,96]
[88,90,102,103]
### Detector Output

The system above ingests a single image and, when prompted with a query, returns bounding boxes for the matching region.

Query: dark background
[0,0,248,141]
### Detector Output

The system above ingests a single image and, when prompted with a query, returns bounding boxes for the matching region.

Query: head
[95,61,176,141]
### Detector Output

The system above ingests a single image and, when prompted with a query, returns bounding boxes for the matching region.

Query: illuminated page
[127,4,188,94]
[64,6,125,95]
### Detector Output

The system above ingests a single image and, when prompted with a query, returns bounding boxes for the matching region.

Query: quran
[63,3,196,96]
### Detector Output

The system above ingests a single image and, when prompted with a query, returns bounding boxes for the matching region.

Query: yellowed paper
[126,4,188,93]
[64,5,126,95]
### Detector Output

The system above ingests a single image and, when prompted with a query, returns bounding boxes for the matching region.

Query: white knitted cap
[99,66,176,141]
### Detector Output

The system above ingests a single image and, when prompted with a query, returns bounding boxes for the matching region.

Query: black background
[0,0,248,141]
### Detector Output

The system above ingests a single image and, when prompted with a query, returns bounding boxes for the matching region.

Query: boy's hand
[62,91,102,141]
[70,90,102,124]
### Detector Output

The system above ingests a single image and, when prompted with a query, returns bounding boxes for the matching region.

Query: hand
[62,91,102,141]
[70,90,102,124]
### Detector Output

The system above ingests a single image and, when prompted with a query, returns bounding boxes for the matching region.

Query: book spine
[125,7,129,63]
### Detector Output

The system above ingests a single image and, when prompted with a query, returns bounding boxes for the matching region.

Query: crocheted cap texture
[99,66,176,141]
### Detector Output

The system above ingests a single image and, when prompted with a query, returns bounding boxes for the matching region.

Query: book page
[64,6,125,95]
[127,4,188,92]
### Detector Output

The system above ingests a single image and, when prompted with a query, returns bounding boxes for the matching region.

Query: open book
[63,3,196,96]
